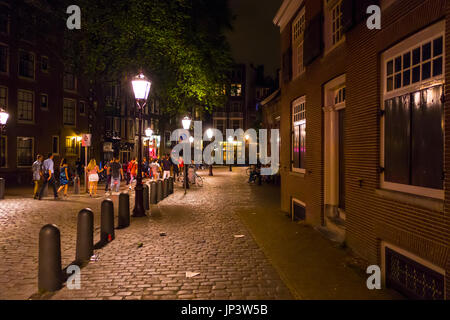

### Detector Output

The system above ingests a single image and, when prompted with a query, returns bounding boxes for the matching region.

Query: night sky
[227,0,283,78]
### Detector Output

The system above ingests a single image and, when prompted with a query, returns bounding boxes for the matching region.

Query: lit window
[65,137,77,155]
[292,96,306,172]
[231,84,242,96]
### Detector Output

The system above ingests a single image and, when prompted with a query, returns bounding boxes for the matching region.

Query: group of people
[31,152,185,199]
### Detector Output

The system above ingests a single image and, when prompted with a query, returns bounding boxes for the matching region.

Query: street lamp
[206,129,214,176]
[145,128,153,138]
[0,108,9,198]
[0,109,9,127]
[131,73,151,217]
[182,116,191,192]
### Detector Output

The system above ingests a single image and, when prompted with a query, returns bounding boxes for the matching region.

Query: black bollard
[143,184,150,211]
[38,224,62,292]
[76,208,94,262]
[168,177,174,194]
[156,180,163,202]
[162,179,167,199]
[0,177,5,199]
[101,199,115,243]
[150,181,157,204]
[118,192,130,228]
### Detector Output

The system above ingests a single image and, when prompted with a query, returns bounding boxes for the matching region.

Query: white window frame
[292,7,305,79]
[380,20,445,200]
[63,98,76,126]
[18,50,35,80]
[0,42,8,75]
[17,89,34,124]
[0,135,7,168]
[40,93,48,110]
[16,136,34,168]
[52,135,59,156]
[324,0,345,55]
[292,95,306,173]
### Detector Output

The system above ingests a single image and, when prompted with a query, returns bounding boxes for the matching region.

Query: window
[0,44,8,73]
[0,136,6,168]
[63,99,76,125]
[52,136,59,155]
[292,7,305,78]
[79,101,86,115]
[331,0,343,45]
[17,90,34,122]
[385,35,444,93]
[65,137,77,155]
[0,4,9,34]
[40,56,49,73]
[63,71,76,91]
[334,86,346,105]
[18,51,35,79]
[17,137,33,167]
[292,96,306,172]
[231,84,242,96]
[0,86,7,109]
[381,21,445,198]
[40,94,48,110]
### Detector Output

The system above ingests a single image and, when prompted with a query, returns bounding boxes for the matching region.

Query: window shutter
[282,47,292,83]
[304,13,323,66]
[342,0,380,33]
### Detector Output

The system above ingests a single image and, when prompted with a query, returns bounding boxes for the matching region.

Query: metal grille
[385,247,444,300]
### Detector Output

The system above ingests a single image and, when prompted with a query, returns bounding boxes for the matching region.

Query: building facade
[274,0,449,299]
[0,0,92,184]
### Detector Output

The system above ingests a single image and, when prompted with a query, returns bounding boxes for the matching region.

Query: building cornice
[273,0,304,33]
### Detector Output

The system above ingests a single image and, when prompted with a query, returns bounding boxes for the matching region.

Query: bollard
[143,184,150,211]
[73,176,80,194]
[150,181,157,204]
[118,192,130,228]
[101,199,115,243]
[76,208,94,262]
[38,224,62,292]
[164,178,170,198]
[156,179,163,202]
[0,177,4,199]
[168,177,174,195]
[162,179,167,199]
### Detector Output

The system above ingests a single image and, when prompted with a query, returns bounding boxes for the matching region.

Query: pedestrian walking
[104,159,112,193]
[128,158,137,189]
[86,159,103,197]
[162,154,171,179]
[150,158,160,180]
[38,153,58,200]
[110,157,124,193]
[32,154,43,199]
[57,158,69,197]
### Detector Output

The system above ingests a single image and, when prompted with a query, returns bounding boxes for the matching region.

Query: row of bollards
[38,176,177,292]
[149,177,173,205]
[38,193,131,292]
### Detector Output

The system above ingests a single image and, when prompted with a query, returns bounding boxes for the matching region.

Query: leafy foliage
[64,0,234,114]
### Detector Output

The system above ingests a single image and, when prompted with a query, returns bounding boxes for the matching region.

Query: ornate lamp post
[145,128,153,159]
[131,73,151,217]
[206,128,213,176]
[182,116,191,192]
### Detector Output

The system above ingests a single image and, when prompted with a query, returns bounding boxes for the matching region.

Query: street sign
[81,134,91,147]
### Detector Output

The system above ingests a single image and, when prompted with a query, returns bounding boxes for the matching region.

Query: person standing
[162,154,171,179]
[86,159,103,197]
[110,157,124,193]
[150,158,160,181]
[104,159,112,193]
[38,153,58,200]
[32,154,43,199]
[57,158,69,197]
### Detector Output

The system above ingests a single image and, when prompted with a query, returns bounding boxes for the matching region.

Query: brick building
[0,0,92,184]
[274,0,448,299]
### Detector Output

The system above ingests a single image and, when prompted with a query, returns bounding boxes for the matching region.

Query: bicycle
[177,169,204,187]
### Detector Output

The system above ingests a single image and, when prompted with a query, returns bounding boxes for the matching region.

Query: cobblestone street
[0,167,292,300]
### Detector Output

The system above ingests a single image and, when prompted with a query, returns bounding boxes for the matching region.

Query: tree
[62,0,234,114]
